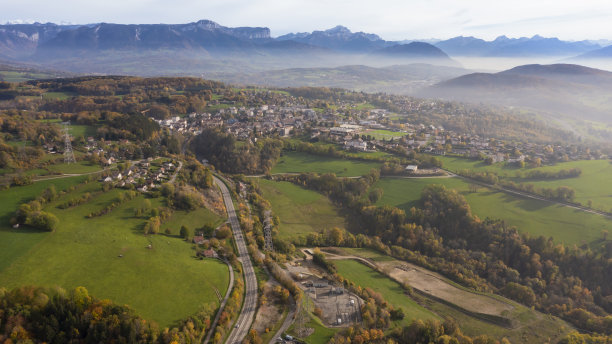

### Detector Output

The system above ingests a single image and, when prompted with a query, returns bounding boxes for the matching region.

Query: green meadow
[439,156,612,211]
[375,177,612,248]
[0,176,87,272]
[46,160,104,174]
[254,179,346,240]
[0,178,229,327]
[362,129,407,140]
[271,151,380,177]
[42,91,76,100]
[510,159,612,212]
[71,124,97,138]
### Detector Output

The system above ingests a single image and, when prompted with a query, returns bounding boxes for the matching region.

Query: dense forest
[190,128,283,174]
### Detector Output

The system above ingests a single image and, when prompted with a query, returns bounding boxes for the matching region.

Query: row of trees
[459,169,578,203]
[12,186,60,231]
[520,167,582,180]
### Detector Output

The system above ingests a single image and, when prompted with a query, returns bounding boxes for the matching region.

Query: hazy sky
[3,0,612,41]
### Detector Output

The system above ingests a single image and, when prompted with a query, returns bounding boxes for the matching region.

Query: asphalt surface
[214,176,258,344]
[203,259,235,344]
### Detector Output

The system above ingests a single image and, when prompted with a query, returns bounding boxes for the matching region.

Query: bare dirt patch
[203,187,226,216]
[382,261,514,317]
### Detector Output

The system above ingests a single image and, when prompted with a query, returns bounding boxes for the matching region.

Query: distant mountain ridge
[0,20,461,74]
[573,45,612,59]
[434,35,601,57]
[0,20,452,60]
[276,25,387,51]
[374,42,450,59]
[1,20,610,78]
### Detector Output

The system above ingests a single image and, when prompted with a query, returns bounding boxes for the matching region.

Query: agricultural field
[253,179,346,240]
[439,156,612,212]
[0,178,229,327]
[271,151,380,177]
[375,177,612,249]
[334,259,439,326]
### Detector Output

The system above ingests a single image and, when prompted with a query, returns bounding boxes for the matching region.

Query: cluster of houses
[101,159,177,192]
[155,103,320,141]
[154,95,603,165]
[192,232,218,258]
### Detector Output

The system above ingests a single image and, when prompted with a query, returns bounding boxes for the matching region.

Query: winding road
[214,176,258,344]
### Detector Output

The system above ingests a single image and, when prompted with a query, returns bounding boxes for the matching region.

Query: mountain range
[433,35,601,57]
[0,20,457,70]
[2,19,611,76]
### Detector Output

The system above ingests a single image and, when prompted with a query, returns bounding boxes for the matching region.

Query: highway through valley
[214,176,258,344]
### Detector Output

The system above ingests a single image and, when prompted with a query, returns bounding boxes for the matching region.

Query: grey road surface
[214,177,258,344]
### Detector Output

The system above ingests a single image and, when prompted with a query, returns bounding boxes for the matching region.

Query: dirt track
[321,249,514,317]
[383,261,514,316]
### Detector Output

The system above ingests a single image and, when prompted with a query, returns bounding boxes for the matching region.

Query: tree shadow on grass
[0,224,48,235]
[498,192,553,212]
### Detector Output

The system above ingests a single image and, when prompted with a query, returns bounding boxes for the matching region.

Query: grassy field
[42,91,76,100]
[254,179,346,240]
[438,155,511,175]
[510,160,612,212]
[362,129,408,140]
[375,177,612,248]
[439,156,612,212]
[272,151,380,177]
[0,179,229,327]
[352,103,375,110]
[334,259,439,326]
[162,207,225,236]
[0,176,88,273]
[46,160,104,174]
[71,124,97,138]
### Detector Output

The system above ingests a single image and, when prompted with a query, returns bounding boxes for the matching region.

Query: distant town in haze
[1,3,612,344]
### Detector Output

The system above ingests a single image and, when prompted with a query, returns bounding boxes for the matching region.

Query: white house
[405,165,418,173]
